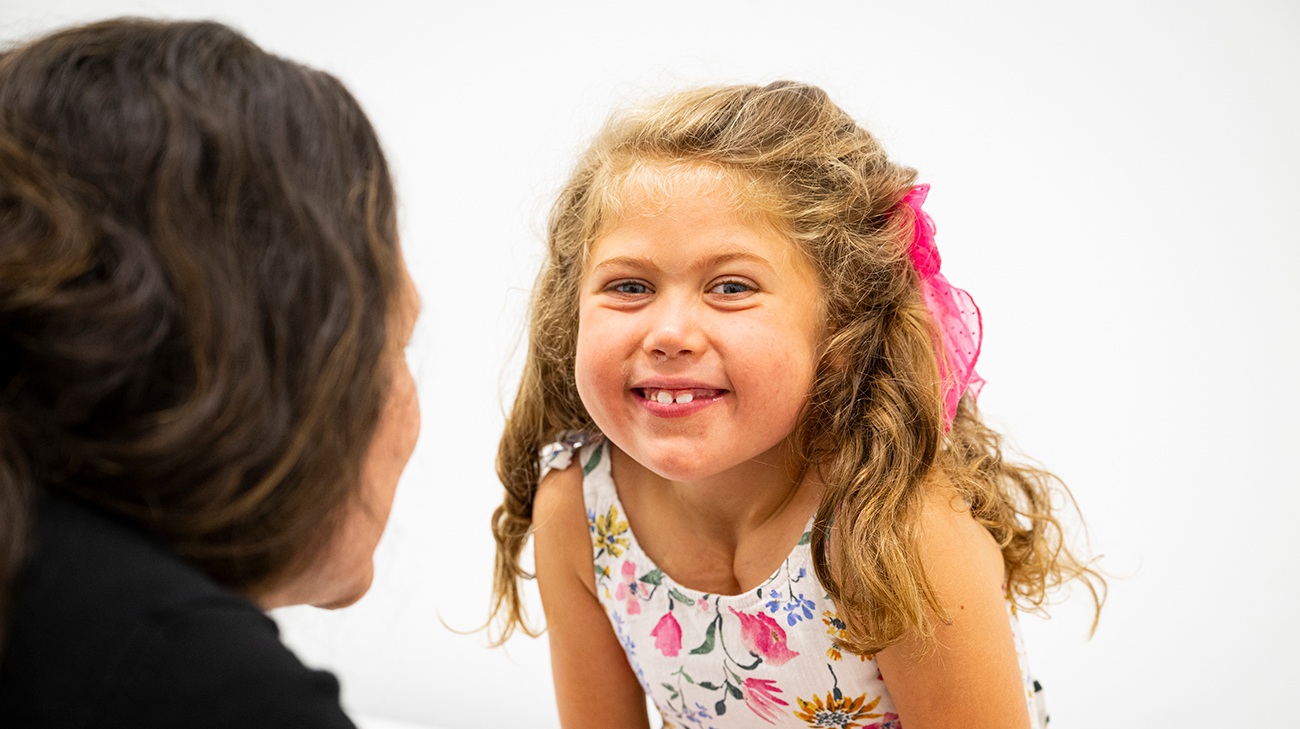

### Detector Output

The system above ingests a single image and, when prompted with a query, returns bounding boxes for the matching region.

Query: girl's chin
[643,462,718,483]
[610,430,799,485]
[615,442,745,484]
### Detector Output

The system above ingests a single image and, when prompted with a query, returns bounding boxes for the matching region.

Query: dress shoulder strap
[538,431,595,482]
[538,431,619,512]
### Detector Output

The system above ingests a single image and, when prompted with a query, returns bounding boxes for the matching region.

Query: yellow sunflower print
[821,609,870,662]
[793,692,882,729]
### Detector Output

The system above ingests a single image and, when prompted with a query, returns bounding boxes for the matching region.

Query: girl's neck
[609,439,820,539]
[607,438,823,596]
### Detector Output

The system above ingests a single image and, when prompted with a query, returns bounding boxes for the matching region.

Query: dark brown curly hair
[492,81,1103,654]
[0,18,403,650]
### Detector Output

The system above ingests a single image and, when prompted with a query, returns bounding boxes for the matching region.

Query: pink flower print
[742,677,789,724]
[864,713,901,729]
[729,607,799,666]
[614,560,641,615]
[650,612,682,657]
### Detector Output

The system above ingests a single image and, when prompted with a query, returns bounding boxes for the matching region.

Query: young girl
[492,81,1101,729]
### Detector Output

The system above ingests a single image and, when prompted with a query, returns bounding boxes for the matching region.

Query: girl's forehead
[588,162,787,251]
[583,162,815,279]
[610,163,742,216]
[595,160,769,223]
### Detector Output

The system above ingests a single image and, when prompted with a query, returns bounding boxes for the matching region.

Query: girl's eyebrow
[589,251,775,275]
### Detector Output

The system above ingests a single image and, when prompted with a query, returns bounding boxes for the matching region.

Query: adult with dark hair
[0,18,419,728]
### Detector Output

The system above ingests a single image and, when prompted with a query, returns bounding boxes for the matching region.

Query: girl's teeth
[651,390,696,405]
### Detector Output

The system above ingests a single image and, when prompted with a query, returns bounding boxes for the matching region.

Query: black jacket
[0,491,356,728]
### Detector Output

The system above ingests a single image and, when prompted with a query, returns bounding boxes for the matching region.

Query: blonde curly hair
[491,81,1103,654]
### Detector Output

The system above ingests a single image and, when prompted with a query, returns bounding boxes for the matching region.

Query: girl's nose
[644,299,704,362]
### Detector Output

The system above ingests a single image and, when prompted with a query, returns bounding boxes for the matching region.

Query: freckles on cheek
[576,339,617,401]
[574,335,592,403]
[573,315,604,412]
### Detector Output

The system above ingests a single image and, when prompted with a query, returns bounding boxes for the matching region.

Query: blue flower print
[766,589,816,625]
[782,592,816,626]
[631,658,651,695]
[765,589,785,614]
[611,611,638,656]
[682,702,713,726]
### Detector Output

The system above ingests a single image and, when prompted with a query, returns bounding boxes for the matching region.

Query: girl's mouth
[633,388,727,405]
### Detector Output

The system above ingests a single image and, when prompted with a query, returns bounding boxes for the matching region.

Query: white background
[2,1,1297,727]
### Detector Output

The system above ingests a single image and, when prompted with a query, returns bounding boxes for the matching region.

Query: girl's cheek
[573,322,601,411]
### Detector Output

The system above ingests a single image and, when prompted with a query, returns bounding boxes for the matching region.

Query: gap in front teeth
[652,390,693,405]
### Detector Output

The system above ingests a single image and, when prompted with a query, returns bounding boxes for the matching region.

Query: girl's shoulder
[533,431,608,549]
[533,457,585,527]
[912,478,1004,585]
[826,476,1001,586]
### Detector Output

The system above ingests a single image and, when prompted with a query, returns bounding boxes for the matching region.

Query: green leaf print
[689,617,718,655]
[726,682,743,700]
[668,587,695,605]
[698,681,720,690]
[724,663,743,685]
[797,531,812,545]
[582,446,602,475]
[639,569,664,586]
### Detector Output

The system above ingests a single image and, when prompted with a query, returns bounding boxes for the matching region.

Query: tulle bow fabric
[900,184,984,430]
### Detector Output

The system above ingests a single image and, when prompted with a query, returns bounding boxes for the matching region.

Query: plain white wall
[2,1,1297,727]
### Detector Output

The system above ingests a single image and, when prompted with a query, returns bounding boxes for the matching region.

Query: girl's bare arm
[874,485,1032,729]
[533,465,650,729]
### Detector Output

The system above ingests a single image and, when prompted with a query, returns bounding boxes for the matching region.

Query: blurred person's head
[0,17,420,638]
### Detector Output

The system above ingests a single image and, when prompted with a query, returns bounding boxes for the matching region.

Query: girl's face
[575,168,823,483]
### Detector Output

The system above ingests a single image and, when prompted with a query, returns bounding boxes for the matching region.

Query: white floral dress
[542,433,1049,729]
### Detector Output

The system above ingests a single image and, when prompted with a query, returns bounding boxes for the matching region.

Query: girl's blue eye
[711,281,751,295]
[612,281,650,295]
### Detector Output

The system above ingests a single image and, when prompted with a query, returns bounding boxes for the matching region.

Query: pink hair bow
[900,184,984,430]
